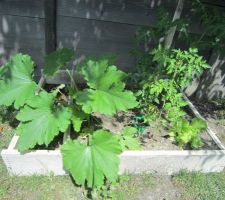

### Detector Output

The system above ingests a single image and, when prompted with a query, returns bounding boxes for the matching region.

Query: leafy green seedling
[117,126,141,150]
[169,118,207,149]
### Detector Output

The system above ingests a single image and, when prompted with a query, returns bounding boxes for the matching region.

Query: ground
[1,127,225,200]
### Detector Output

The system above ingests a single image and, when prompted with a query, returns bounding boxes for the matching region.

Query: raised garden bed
[1,61,225,177]
[2,134,225,176]
[2,106,225,176]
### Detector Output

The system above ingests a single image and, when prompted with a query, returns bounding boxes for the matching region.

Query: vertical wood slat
[44,0,57,54]
[38,0,57,88]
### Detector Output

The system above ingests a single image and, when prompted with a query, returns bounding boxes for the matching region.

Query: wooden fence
[0,0,225,98]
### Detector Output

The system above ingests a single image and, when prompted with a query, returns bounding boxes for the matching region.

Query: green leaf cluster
[76,59,138,116]
[169,118,207,149]
[117,126,141,150]
[152,47,209,88]
[16,91,72,151]
[0,54,37,109]
[61,130,122,188]
[0,50,138,190]
[184,1,225,55]
[134,45,209,148]
[138,47,208,125]
[44,48,75,77]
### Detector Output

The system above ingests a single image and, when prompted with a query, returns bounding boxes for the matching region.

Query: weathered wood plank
[57,16,137,70]
[57,0,177,26]
[44,0,56,54]
[0,15,45,38]
[0,15,45,66]
[0,0,45,18]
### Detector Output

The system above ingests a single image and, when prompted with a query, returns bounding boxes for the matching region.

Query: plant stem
[159,100,166,117]
[197,30,206,43]
[66,69,79,92]
[35,75,45,95]
[63,96,72,143]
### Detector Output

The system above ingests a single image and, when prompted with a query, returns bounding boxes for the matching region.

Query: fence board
[0,0,44,18]
[0,15,45,66]
[57,16,138,71]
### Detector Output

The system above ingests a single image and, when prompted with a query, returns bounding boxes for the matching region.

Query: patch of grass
[110,173,155,200]
[0,166,86,200]
[141,172,155,188]
[0,127,85,200]
[174,170,225,200]
[0,128,14,150]
[112,175,140,200]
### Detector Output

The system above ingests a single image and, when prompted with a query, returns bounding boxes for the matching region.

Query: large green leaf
[16,91,72,151]
[43,48,75,77]
[61,130,122,187]
[75,59,138,115]
[71,106,88,132]
[0,54,37,109]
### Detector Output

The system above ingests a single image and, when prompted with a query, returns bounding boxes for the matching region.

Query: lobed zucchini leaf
[75,59,138,115]
[16,91,72,151]
[43,48,75,77]
[71,106,88,132]
[0,54,37,109]
[61,130,122,187]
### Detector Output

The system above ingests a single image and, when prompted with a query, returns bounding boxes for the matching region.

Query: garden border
[1,135,225,176]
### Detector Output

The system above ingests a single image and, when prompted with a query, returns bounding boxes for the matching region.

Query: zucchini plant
[0,49,139,189]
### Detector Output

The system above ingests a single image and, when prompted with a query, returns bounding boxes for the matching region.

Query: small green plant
[169,118,207,149]
[131,5,190,76]
[117,126,141,150]
[131,3,211,149]
[151,47,209,88]
[0,49,139,192]
[136,47,209,147]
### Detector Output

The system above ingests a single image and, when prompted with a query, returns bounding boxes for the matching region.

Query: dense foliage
[1,0,223,197]
[0,51,139,189]
[132,1,216,148]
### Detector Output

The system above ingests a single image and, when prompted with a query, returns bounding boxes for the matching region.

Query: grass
[174,170,225,200]
[0,128,86,200]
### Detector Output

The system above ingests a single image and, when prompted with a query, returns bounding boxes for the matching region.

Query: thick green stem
[159,100,166,117]
[35,75,45,95]
[63,96,72,143]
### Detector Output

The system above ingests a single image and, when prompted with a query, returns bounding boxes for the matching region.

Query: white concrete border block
[1,135,225,176]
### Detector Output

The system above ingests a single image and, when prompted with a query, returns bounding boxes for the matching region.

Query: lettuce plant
[0,49,139,189]
[169,118,207,149]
